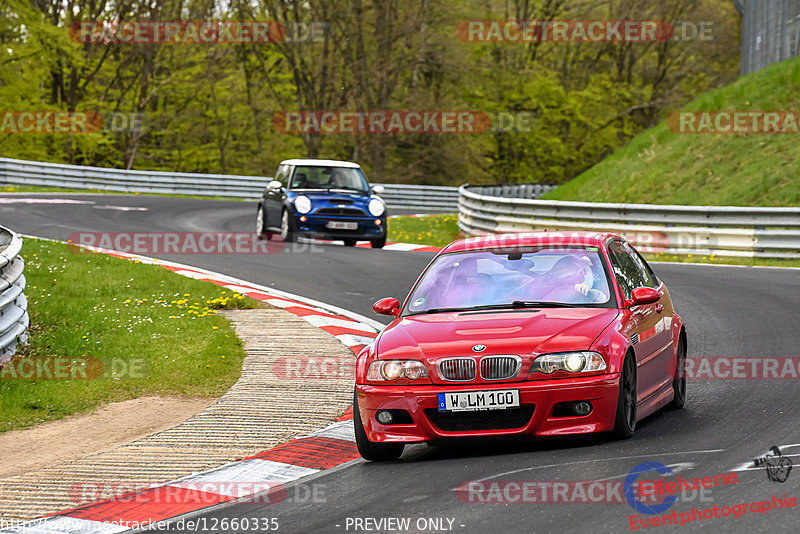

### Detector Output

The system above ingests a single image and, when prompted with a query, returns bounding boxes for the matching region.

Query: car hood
[291,191,370,203]
[376,308,618,360]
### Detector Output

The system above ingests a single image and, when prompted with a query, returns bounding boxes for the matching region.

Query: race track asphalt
[3,193,799,534]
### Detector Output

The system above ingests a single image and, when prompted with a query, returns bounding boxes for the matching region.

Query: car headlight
[294,195,312,214]
[529,352,607,375]
[368,198,385,217]
[367,360,428,381]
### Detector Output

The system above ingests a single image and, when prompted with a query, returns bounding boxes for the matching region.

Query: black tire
[371,237,386,249]
[342,238,357,247]
[280,209,295,243]
[612,351,637,439]
[668,332,687,410]
[353,391,405,461]
[255,205,267,239]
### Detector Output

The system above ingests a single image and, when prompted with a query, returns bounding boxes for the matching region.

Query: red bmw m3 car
[354,232,687,461]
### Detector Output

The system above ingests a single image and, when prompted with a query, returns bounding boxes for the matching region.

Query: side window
[623,242,658,288]
[607,240,645,299]
[274,165,290,187]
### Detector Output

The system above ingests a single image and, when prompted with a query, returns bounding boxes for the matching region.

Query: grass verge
[388,214,461,247]
[0,238,260,433]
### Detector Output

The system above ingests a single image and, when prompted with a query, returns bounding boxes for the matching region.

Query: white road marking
[0,198,94,205]
[459,449,726,486]
[303,314,375,332]
[307,420,356,442]
[168,459,318,497]
[92,205,148,211]
[593,462,696,482]
[333,333,377,346]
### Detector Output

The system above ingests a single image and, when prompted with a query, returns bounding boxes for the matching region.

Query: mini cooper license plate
[438,389,520,412]
[326,221,358,230]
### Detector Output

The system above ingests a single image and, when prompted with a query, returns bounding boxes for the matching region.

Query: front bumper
[356,373,620,443]
[294,214,386,240]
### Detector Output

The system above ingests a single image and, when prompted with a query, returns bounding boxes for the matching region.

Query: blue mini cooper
[256,159,387,248]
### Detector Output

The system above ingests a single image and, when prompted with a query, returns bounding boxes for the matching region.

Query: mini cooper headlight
[294,195,312,214]
[368,198,385,217]
[529,352,607,375]
[367,360,428,381]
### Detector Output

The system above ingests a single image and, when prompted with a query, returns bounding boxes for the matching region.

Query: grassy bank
[541,57,800,207]
[0,238,259,432]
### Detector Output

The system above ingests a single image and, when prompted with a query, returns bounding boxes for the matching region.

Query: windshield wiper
[474,301,580,310]
[407,301,578,316]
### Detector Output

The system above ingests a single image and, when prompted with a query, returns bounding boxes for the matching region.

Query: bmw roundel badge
[472,344,486,352]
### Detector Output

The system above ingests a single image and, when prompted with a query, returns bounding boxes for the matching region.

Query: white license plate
[326,221,358,230]
[437,389,520,412]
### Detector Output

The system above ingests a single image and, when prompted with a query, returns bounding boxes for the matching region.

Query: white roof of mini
[280,158,360,168]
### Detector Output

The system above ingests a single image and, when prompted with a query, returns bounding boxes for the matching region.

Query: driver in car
[527,255,608,303]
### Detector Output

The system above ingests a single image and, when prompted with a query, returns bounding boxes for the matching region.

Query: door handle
[655,304,664,313]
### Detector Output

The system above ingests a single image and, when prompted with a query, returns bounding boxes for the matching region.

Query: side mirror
[372,185,385,195]
[268,180,283,190]
[373,297,400,317]
[628,286,660,307]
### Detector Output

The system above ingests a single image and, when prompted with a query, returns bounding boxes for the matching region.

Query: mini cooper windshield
[404,248,615,315]
[290,166,370,192]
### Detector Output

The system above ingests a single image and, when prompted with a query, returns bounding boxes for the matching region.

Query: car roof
[280,159,361,168]
[441,231,620,253]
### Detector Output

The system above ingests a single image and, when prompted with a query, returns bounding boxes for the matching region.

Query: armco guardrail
[0,157,458,212]
[0,226,28,364]
[458,184,800,258]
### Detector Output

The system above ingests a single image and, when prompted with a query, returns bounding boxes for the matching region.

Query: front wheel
[342,238,357,247]
[612,352,637,439]
[353,391,404,461]
[280,210,295,243]
[255,205,266,237]
[668,333,687,409]
[371,237,386,249]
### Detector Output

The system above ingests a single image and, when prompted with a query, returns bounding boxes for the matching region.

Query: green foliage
[0,0,740,186]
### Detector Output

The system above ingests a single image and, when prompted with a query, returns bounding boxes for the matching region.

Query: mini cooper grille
[316,207,366,216]
[480,356,521,380]
[438,358,477,381]
[425,405,535,432]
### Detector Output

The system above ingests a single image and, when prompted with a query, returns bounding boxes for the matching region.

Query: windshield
[290,166,369,192]
[404,248,614,315]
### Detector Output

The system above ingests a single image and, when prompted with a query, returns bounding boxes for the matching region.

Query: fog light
[573,401,592,416]
[300,216,307,222]
[375,219,382,225]
[376,410,393,425]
